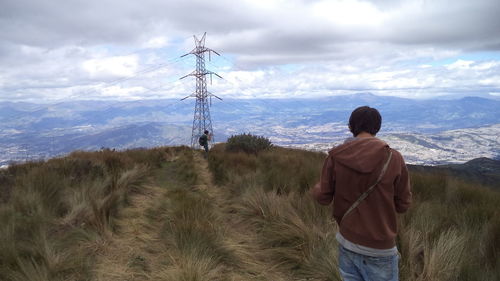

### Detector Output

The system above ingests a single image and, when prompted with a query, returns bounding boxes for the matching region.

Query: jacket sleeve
[394,156,412,213]
[311,155,335,205]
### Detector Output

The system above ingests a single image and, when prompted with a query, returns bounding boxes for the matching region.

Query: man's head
[204,130,209,135]
[348,106,382,137]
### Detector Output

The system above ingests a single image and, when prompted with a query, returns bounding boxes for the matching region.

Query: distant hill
[1,93,499,165]
[409,157,500,189]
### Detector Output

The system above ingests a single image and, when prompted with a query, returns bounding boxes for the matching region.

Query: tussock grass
[235,186,340,280]
[0,146,181,281]
[2,144,499,280]
[155,187,232,280]
[209,145,500,281]
[399,172,500,281]
[146,150,239,281]
[209,146,340,280]
[209,144,324,194]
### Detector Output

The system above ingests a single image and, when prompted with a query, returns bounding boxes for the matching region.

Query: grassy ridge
[209,144,341,280]
[0,147,181,281]
[209,144,500,281]
[1,144,499,280]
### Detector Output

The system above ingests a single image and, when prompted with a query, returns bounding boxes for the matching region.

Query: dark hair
[348,106,382,137]
[204,130,209,134]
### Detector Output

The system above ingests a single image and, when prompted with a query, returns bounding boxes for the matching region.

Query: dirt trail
[191,152,214,192]
[92,152,219,281]
[93,150,289,280]
[93,183,169,281]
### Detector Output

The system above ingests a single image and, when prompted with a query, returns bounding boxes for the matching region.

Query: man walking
[312,106,412,281]
[198,130,211,158]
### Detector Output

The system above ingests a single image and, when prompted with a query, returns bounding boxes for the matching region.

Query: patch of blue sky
[200,54,233,73]
[147,46,182,58]
[278,64,303,73]
[205,56,232,69]
[169,36,192,46]
[175,55,196,69]
[428,51,500,67]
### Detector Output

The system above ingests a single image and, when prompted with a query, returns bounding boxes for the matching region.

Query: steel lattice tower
[180,33,222,148]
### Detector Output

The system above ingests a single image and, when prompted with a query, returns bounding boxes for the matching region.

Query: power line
[100,56,187,87]
[4,54,190,122]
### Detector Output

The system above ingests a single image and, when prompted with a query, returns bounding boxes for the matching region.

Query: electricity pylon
[180,32,222,148]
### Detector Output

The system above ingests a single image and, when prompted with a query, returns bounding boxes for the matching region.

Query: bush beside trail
[225,133,273,155]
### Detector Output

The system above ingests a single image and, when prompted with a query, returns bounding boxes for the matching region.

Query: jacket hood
[330,137,389,174]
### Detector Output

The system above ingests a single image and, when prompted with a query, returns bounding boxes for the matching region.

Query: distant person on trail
[311,106,412,281]
[198,130,211,158]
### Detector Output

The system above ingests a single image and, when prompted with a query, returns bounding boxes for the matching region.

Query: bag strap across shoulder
[340,149,393,224]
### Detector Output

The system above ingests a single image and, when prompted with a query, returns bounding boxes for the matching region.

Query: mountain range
[1,93,499,166]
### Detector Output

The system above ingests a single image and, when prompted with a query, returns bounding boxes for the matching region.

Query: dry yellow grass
[0,146,182,281]
[2,145,499,281]
[94,184,169,281]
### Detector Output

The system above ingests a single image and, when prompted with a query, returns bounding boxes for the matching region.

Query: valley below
[1,94,499,166]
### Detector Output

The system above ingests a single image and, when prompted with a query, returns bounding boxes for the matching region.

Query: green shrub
[225,133,272,154]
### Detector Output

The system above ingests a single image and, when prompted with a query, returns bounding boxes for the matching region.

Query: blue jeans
[338,246,399,281]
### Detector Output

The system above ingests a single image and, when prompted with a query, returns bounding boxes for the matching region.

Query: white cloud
[142,36,170,49]
[0,0,500,101]
[82,55,139,78]
[312,0,385,26]
[479,77,500,87]
[472,61,499,70]
[446,59,474,70]
[100,85,145,99]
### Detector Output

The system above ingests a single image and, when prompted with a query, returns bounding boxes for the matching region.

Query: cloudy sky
[1,0,500,102]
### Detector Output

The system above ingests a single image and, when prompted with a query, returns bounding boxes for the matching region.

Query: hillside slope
[1,145,499,280]
[409,157,500,189]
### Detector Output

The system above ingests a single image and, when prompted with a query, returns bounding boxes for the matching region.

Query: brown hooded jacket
[312,137,412,249]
